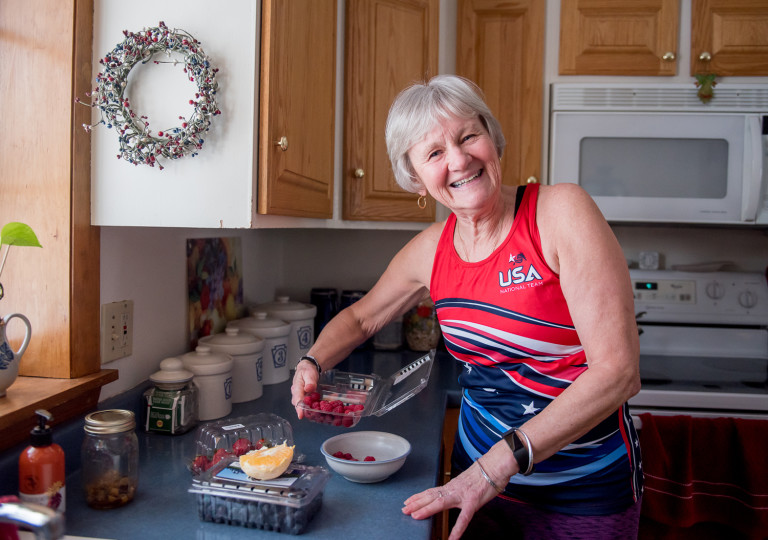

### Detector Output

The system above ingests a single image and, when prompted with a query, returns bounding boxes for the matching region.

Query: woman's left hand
[402,461,500,540]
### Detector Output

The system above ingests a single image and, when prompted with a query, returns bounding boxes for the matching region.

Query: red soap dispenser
[18,409,66,512]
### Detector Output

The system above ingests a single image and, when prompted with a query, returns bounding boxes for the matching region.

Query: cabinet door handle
[662,52,676,61]
[274,136,288,151]
[526,176,538,184]
[699,51,712,62]
[354,168,365,179]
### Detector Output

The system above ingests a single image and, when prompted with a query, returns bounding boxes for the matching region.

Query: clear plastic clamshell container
[190,413,296,476]
[189,456,330,535]
[298,350,435,427]
[195,413,294,458]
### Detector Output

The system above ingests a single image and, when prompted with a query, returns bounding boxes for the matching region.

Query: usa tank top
[430,184,642,515]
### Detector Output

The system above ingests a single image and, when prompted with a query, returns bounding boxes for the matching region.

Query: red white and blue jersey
[430,185,642,515]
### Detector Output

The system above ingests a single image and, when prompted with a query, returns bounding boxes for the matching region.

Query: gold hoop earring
[417,195,427,209]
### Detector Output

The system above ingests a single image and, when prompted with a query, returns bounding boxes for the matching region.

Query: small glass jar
[81,409,139,509]
[143,357,199,434]
[404,299,440,351]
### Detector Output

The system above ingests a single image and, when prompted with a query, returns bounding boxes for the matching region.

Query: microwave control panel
[630,269,768,325]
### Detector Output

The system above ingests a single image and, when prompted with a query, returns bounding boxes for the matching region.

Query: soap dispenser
[18,409,66,512]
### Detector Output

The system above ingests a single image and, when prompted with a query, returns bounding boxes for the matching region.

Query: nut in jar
[82,409,139,509]
[404,298,440,351]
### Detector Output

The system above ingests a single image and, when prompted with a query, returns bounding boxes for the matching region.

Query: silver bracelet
[475,458,504,494]
[515,428,535,476]
[299,355,322,374]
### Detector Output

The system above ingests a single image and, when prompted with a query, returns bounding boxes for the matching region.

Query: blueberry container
[297,350,435,427]
[189,456,330,534]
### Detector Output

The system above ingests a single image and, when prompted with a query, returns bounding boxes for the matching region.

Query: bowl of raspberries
[320,431,411,483]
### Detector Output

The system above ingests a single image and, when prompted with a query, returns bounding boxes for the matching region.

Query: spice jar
[404,299,440,351]
[143,357,199,434]
[81,409,139,509]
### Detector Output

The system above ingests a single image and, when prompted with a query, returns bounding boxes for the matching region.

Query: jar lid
[229,312,290,338]
[181,345,234,376]
[199,327,264,355]
[84,409,136,434]
[251,296,317,322]
[149,357,194,385]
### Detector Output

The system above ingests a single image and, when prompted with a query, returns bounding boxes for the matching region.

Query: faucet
[0,499,64,540]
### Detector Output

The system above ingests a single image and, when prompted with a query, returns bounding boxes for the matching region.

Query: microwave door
[550,112,747,224]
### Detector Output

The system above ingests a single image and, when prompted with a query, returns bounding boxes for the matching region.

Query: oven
[628,269,768,420]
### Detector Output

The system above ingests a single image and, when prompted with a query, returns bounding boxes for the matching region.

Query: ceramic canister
[251,297,316,370]
[228,313,290,385]
[199,327,264,403]
[180,345,233,421]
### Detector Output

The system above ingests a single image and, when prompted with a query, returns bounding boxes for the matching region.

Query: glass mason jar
[81,409,139,509]
[404,299,440,351]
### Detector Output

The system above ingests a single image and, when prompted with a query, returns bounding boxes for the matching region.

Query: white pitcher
[0,313,32,397]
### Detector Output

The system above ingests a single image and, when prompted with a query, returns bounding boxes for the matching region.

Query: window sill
[0,370,118,452]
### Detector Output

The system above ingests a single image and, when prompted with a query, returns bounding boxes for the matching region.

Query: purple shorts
[450,495,642,540]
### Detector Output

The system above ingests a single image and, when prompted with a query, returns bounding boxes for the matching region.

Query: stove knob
[705,280,725,300]
[738,290,758,309]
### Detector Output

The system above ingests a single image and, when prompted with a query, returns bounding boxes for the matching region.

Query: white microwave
[549,83,768,225]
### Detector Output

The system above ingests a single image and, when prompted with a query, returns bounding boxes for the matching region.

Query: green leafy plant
[0,222,42,300]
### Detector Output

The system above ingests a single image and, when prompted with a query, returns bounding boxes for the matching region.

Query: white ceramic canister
[251,296,316,370]
[199,327,264,403]
[180,345,233,421]
[228,313,290,385]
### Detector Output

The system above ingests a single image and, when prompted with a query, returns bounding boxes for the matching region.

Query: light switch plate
[100,300,134,363]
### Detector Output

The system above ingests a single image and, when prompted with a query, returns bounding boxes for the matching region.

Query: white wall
[97,0,768,400]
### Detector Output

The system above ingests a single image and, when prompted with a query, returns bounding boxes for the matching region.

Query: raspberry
[311,401,321,410]
[364,456,376,461]
[332,405,344,414]
[319,401,333,412]
[191,454,211,474]
[303,395,314,406]
[332,451,345,458]
[232,438,253,456]
[308,392,321,402]
[211,448,233,466]
[342,416,354,428]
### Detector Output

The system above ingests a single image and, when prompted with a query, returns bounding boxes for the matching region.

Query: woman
[291,75,642,539]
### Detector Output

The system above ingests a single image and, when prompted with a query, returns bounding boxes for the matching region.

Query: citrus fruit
[239,442,295,480]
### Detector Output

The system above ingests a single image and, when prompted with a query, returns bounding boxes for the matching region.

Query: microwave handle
[742,115,763,221]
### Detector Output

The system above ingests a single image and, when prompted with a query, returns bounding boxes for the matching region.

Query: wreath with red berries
[78,21,221,170]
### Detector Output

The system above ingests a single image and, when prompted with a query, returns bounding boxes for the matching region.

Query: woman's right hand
[291,360,320,419]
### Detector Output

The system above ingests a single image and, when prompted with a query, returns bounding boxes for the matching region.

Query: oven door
[549,112,763,224]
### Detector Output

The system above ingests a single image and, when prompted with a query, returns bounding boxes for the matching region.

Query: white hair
[385,75,506,193]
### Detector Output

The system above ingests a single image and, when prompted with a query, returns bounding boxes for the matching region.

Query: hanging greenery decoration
[77,21,221,170]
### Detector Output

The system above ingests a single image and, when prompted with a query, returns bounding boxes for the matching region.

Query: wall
[97,0,768,400]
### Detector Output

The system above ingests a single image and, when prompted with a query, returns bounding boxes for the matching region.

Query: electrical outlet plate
[100,300,134,364]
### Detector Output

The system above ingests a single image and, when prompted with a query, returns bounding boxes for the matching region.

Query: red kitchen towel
[638,413,768,537]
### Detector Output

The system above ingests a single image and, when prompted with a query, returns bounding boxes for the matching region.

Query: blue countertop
[1,350,461,539]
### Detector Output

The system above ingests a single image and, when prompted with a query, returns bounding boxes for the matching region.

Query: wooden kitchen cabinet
[0,0,117,452]
[343,0,439,222]
[258,0,336,218]
[560,0,768,77]
[691,0,768,76]
[457,0,546,187]
[559,0,680,76]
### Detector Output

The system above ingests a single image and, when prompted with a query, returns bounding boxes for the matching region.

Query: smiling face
[407,114,503,215]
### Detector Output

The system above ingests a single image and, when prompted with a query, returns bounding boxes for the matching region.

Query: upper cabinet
[559,0,680,76]
[343,0,439,222]
[258,0,336,218]
[691,0,768,76]
[457,0,546,186]
[559,0,768,77]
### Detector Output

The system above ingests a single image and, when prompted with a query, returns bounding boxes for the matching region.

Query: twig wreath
[77,21,221,169]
